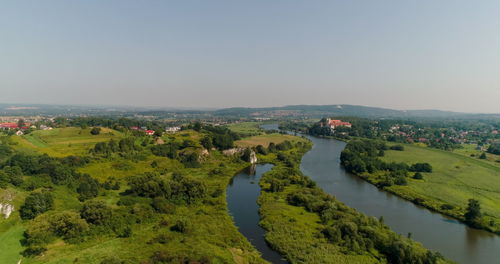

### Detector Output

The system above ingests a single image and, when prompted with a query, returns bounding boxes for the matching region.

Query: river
[226,124,499,263]
[226,164,288,263]
[260,123,499,264]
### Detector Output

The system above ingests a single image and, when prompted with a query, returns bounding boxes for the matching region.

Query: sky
[1,1,499,113]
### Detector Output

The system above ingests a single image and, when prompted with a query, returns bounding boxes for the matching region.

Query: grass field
[226,122,263,136]
[235,134,301,148]
[452,144,500,167]
[380,144,500,231]
[11,127,124,157]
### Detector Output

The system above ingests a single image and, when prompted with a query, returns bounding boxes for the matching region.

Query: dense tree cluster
[91,138,141,156]
[340,140,432,187]
[127,172,206,205]
[20,192,54,220]
[487,143,500,155]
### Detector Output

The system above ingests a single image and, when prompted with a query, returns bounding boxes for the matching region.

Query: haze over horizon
[1,1,500,113]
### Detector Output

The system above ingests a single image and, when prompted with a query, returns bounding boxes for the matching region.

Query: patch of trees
[2,152,103,200]
[22,199,136,256]
[22,211,89,256]
[409,163,433,173]
[340,140,432,187]
[389,145,404,151]
[286,188,443,263]
[464,199,481,227]
[191,124,240,150]
[151,142,179,159]
[90,127,101,135]
[20,191,54,220]
[91,138,141,156]
[0,165,24,188]
[126,172,206,205]
[487,143,500,155]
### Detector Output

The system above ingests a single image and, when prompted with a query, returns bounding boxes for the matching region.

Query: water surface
[262,123,500,264]
[226,164,287,264]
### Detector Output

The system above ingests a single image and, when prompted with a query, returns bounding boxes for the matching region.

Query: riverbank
[254,139,450,264]
[344,141,500,235]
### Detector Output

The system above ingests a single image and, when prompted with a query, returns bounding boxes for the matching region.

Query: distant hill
[214,104,500,120]
[0,103,498,120]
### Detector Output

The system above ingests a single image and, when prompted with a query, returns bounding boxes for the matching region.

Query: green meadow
[226,122,263,136]
[11,127,124,157]
[381,144,500,232]
[235,134,300,148]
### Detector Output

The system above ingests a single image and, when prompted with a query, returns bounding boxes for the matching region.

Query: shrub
[170,218,190,233]
[440,204,454,210]
[151,197,175,214]
[80,200,112,225]
[20,192,54,220]
[90,127,101,135]
[413,172,423,180]
[390,145,405,151]
[409,163,433,173]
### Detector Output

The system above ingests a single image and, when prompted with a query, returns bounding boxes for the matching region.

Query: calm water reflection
[226,164,288,264]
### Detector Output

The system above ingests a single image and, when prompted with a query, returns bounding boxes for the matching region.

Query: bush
[90,127,101,135]
[151,197,175,214]
[440,204,454,210]
[80,200,112,225]
[20,192,54,220]
[170,218,190,233]
[390,145,405,151]
[413,172,424,180]
[409,163,433,173]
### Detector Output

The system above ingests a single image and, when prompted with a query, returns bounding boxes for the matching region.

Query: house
[0,123,19,130]
[15,130,24,136]
[130,126,139,130]
[145,130,155,136]
[165,126,181,133]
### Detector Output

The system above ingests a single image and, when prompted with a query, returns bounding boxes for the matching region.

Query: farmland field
[381,144,500,230]
[11,127,124,157]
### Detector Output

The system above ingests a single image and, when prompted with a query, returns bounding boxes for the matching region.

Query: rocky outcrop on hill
[222,148,257,164]
[0,203,14,219]
[0,191,15,219]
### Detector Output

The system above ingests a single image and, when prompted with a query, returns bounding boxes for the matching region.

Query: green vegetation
[257,140,449,264]
[11,127,124,157]
[226,122,263,137]
[235,134,299,148]
[0,124,266,263]
[0,119,454,263]
[341,139,500,234]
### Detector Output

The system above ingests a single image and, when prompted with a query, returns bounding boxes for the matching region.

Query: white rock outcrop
[0,203,14,219]
[222,148,258,164]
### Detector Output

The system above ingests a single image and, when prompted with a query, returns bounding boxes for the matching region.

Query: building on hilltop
[321,118,352,129]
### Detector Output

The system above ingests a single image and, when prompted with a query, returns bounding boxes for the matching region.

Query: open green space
[381,143,500,232]
[225,122,263,136]
[452,144,500,166]
[11,127,125,157]
[235,134,299,148]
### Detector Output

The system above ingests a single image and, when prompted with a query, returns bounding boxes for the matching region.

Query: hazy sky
[1,1,499,113]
